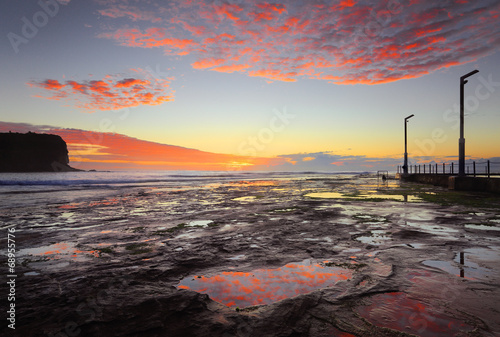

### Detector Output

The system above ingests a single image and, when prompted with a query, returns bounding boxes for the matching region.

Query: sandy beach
[2,173,500,336]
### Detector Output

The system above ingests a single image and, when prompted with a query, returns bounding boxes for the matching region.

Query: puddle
[357,292,473,336]
[227,254,246,260]
[305,192,421,202]
[230,180,277,187]
[186,220,214,228]
[18,242,99,261]
[174,230,207,240]
[405,222,459,239]
[232,196,257,202]
[306,192,344,199]
[177,259,353,308]
[465,224,500,231]
[59,224,106,231]
[406,243,426,249]
[219,224,237,232]
[24,271,41,276]
[60,212,75,220]
[422,248,497,280]
[355,230,392,245]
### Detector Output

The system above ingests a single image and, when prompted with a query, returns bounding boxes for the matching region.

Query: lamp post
[403,114,414,175]
[459,70,479,176]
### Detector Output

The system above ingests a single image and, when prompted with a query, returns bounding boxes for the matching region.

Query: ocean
[0,170,365,210]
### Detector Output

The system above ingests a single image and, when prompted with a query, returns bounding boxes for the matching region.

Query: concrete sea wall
[397,173,500,194]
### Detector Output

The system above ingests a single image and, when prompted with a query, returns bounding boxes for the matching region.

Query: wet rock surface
[2,175,500,336]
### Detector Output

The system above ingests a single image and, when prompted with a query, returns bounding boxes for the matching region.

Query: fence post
[451,162,454,175]
[488,160,490,178]
[435,163,438,174]
[473,161,476,177]
[423,165,426,174]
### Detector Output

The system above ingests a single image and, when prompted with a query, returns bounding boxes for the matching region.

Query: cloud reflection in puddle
[177,259,353,307]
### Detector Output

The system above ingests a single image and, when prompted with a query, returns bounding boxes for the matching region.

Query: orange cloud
[210,64,250,73]
[248,69,297,82]
[28,69,174,112]
[191,58,226,69]
[215,3,243,21]
[97,0,499,85]
[115,78,150,88]
[40,79,65,90]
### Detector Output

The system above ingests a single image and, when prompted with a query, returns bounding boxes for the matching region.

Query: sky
[1,0,499,172]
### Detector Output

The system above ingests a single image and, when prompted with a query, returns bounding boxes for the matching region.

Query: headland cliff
[0,132,78,172]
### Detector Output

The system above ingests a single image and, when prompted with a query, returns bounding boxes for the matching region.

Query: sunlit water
[0,171,366,209]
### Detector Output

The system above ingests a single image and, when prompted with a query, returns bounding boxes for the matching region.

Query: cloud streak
[96,0,500,84]
[0,122,282,171]
[27,69,174,112]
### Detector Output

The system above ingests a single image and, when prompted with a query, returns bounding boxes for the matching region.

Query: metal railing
[397,160,500,178]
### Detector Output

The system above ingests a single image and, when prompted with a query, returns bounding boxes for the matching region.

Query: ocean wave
[0,170,363,187]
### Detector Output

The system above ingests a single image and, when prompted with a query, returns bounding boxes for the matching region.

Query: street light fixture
[459,70,479,176]
[403,114,414,175]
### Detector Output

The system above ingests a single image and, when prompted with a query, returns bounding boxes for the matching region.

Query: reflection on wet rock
[357,292,473,337]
